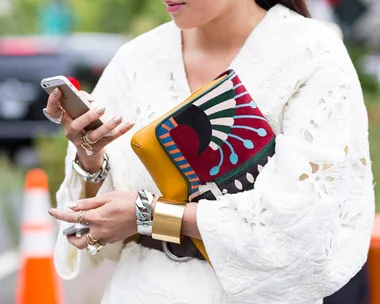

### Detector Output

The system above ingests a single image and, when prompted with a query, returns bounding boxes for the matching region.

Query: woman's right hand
[44,88,134,173]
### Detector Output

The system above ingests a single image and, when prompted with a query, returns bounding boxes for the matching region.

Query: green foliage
[68,0,170,35]
[346,43,379,94]
[34,130,68,208]
[0,0,171,36]
[0,155,24,247]
[0,0,46,35]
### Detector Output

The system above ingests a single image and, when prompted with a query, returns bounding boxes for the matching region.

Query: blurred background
[0,0,379,303]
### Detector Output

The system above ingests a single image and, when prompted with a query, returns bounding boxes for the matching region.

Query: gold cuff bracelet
[152,198,186,244]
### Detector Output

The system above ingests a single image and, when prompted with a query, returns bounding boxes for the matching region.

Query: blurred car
[0,33,127,164]
[62,33,128,89]
[0,36,73,163]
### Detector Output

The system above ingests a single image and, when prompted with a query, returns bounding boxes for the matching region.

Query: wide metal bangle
[152,198,186,244]
[72,153,110,183]
[135,189,154,235]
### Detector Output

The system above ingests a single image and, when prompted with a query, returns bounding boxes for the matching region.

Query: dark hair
[255,0,311,18]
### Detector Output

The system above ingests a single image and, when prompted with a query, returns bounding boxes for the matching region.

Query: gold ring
[78,210,86,224]
[86,245,101,255]
[83,130,98,145]
[86,233,102,255]
[86,243,101,255]
[86,233,98,245]
[80,141,93,156]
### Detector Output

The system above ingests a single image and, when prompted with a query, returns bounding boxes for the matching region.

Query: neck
[185,2,267,51]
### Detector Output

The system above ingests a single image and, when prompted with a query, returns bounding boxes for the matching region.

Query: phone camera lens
[43,84,47,88]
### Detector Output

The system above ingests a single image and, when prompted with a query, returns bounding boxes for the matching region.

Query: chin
[172,18,199,30]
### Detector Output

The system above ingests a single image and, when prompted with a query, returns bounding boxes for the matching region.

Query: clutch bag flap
[153,70,275,202]
[130,69,275,263]
[130,76,227,202]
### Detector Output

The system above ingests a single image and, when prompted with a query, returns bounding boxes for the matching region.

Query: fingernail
[96,106,106,115]
[113,116,122,124]
[66,201,78,209]
[48,208,53,216]
[52,88,59,97]
[88,95,95,102]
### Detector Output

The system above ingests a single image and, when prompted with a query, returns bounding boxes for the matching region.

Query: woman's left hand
[48,191,138,249]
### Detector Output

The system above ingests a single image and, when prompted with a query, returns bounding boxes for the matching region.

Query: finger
[66,196,108,211]
[97,239,107,246]
[67,228,107,248]
[48,208,96,224]
[61,111,73,126]
[68,105,106,136]
[78,91,95,103]
[48,208,80,223]
[86,115,124,143]
[102,122,135,146]
[45,88,63,117]
[67,234,87,250]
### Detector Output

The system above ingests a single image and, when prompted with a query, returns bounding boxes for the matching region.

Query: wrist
[151,196,158,215]
[72,153,110,183]
[76,150,104,173]
[181,203,199,239]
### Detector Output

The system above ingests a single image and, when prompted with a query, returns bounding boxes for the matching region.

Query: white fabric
[53,5,375,304]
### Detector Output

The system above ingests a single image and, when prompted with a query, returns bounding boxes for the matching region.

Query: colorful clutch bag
[131,69,275,260]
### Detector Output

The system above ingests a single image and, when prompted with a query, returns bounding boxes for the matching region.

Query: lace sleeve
[196,63,375,303]
[53,45,134,280]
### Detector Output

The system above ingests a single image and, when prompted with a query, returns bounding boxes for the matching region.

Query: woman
[46,0,375,303]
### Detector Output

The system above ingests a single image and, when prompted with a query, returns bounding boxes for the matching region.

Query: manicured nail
[66,201,78,209]
[113,116,122,124]
[48,208,53,216]
[96,106,106,115]
[88,94,95,102]
[52,88,59,97]
[126,122,135,129]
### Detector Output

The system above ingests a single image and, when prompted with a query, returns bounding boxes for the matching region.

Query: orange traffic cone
[16,169,64,304]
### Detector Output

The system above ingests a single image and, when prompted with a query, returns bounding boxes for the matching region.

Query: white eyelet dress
[53,4,375,304]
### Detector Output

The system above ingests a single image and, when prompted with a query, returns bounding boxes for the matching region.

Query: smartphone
[40,75,105,132]
[63,223,90,236]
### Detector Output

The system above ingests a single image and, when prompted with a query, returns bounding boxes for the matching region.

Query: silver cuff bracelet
[135,189,154,235]
[72,153,110,183]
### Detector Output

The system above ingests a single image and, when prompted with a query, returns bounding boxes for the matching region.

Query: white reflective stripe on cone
[20,232,55,257]
[21,189,56,257]
[22,189,52,223]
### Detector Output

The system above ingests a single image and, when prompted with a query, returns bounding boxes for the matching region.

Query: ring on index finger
[78,210,87,224]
